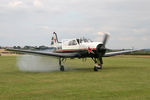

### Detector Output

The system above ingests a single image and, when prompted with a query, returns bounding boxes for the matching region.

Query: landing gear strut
[59,58,65,71]
[92,57,103,71]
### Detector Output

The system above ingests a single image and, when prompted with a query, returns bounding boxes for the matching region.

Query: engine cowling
[96,44,106,57]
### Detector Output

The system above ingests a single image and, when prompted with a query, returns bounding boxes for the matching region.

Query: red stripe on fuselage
[56,48,96,52]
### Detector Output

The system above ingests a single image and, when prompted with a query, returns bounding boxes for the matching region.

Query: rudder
[51,32,59,46]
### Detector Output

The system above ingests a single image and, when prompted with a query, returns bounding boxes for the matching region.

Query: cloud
[141,36,150,41]
[132,28,149,34]
[119,37,135,41]
[0,0,150,48]
[33,0,43,7]
[8,1,23,8]
[141,37,148,41]
[119,36,150,43]
[97,32,104,35]
[41,26,49,30]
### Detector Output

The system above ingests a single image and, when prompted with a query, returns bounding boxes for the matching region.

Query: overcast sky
[0,0,150,49]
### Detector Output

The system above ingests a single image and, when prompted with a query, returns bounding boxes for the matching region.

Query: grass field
[0,56,150,100]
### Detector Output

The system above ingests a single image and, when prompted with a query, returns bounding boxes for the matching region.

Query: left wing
[104,49,141,57]
[6,48,80,58]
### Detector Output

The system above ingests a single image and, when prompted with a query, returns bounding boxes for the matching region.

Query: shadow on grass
[67,66,140,72]
[69,67,93,72]
[3,66,142,74]
[103,66,141,71]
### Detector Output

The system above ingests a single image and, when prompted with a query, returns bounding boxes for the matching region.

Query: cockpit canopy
[77,38,93,43]
[68,38,93,46]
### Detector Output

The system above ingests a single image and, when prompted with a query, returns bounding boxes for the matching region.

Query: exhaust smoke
[17,55,59,72]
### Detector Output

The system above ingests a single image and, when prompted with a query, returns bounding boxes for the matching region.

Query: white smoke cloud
[17,55,59,72]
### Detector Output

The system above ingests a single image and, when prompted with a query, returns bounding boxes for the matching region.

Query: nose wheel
[94,66,98,71]
[94,64,102,71]
[98,64,102,69]
[92,57,103,72]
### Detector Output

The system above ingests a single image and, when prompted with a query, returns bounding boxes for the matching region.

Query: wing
[6,48,80,58]
[104,49,142,57]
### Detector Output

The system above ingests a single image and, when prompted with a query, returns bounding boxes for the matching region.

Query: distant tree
[39,45,48,50]
[17,46,21,49]
[13,46,17,49]
[24,46,30,49]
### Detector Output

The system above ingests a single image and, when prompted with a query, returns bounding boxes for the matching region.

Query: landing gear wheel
[60,65,64,71]
[98,64,102,69]
[94,66,98,71]
[99,66,102,69]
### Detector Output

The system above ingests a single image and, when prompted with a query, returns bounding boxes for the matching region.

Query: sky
[0,0,150,49]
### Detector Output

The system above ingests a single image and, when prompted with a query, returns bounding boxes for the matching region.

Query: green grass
[0,56,150,100]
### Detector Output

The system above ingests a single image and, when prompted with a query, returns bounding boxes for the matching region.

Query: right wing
[6,48,80,58]
[104,49,142,57]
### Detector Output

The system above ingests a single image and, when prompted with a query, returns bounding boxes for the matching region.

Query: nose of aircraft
[96,33,109,56]
[96,44,106,56]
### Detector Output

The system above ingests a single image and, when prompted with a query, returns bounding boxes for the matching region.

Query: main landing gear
[58,57,103,72]
[94,64,102,71]
[59,58,65,71]
[92,57,103,71]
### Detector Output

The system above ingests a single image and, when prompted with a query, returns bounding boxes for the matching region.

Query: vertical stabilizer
[51,32,59,46]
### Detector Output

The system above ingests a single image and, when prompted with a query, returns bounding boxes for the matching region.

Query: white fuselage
[55,38,102,52]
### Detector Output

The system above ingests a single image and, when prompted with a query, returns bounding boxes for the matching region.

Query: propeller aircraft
[7,32,140,71]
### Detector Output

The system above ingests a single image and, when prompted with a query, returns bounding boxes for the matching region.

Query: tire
[98,64,102,69]
[99,66,102,69]
[60,65,64,71]
[94,66,98,71]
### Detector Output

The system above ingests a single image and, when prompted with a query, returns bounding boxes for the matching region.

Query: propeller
[96,32,109,56]
[102,32,109,47]
[94,32,110,67]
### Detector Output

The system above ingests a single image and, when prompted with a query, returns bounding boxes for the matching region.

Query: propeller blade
[102,32,109,47]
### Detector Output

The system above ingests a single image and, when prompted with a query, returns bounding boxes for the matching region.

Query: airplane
[7,32,141,71]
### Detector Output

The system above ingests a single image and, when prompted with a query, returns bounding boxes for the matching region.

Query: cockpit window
[78,38,92,43]
[88,39,93,42]
[68,40,77,46]
[83,39,88,42]
[76,39,80,44]
[68,38,92,46]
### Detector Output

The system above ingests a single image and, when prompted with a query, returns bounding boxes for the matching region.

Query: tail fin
[51,32,59,46]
